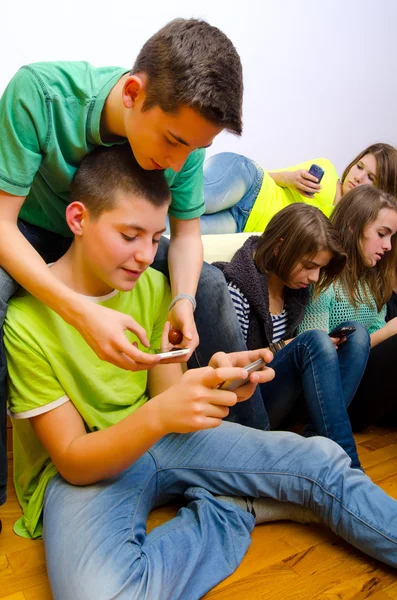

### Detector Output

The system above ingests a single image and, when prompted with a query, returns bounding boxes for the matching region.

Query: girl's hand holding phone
[284,169,323,197]
[328,325,356,349]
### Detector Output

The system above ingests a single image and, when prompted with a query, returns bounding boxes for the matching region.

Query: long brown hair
[331,185,397,310]
[254,203,346,291]
[341,143,397,198]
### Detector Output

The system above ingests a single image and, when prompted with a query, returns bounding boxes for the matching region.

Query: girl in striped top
[213,203,370,470]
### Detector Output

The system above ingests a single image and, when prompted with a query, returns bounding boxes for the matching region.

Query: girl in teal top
[200,143,397,234]
[298,185,397,430]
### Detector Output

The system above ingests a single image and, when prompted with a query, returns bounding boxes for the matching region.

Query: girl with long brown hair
[199,142,397,234]
[213,203,370,469]
[298,185,397,429]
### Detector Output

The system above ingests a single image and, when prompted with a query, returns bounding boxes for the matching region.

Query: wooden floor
[1,426,397,600]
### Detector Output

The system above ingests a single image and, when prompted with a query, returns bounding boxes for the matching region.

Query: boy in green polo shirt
[5,144,397,600]
[0,17,244,516]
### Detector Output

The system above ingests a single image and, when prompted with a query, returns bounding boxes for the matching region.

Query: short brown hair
[132,18,243,135]
[254,203,346,290]
[70,145,171,219]
[341,143,397,198]
[331,185,397,310]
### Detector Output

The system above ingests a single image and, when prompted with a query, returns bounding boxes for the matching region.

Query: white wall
[2,0,397,174]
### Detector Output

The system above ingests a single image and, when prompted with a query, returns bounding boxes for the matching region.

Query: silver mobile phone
[152,348,190,359]
[219,358,266,391]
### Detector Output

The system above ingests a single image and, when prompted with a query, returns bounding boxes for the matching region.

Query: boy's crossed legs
[44,422,397,600]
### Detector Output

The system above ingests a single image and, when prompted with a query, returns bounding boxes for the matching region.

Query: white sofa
[200,232,258,263]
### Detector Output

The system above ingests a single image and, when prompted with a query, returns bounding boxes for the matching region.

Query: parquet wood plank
[360,444,397,469]
[0,593,26,600]
[22,583,53,600]
[323,587,394,600]
[384,582,397,599]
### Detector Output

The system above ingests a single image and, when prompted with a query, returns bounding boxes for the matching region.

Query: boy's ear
[66,202,87,236]
[122,74,146,108]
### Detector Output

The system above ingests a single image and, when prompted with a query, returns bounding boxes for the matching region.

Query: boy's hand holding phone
[168,297,199,359]
[210,348,275,401]
[149,322,190,362]
[151,348,274,435]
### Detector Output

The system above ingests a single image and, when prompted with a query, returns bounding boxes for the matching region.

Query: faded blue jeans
[0,221,72,506]
[200,152,263,234]
[43,422,397,600]
[261,325,370,470]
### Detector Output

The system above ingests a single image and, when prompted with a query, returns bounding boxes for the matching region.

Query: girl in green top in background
[298,185,397,431]
[200,143,397,235]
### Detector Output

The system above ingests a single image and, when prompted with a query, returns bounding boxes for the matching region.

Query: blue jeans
[152,237,269,431]
[200,152,263,234]
[0,221,72,506]
[261,325,370,470]
[43,421,397,600]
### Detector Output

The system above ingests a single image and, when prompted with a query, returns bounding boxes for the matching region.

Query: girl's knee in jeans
[297,329,336,357]
[342,321,370,349]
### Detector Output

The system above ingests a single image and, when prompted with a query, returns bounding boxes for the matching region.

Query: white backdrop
[2,0,397,174]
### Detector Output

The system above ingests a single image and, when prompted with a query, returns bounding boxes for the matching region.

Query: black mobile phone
[306,163,325,196]
[219,358,266,391]
[328,326,356,339]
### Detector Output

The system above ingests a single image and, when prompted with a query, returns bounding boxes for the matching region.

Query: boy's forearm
[56,400,166,485]
[168,220,203,297]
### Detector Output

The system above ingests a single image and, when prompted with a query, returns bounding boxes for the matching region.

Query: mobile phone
[328,326,356,339]
[306,163,325,197]
[219,358,266,391]
[152,347,190,359]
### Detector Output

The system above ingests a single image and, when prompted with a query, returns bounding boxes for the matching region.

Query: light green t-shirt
[244,158,339,233]
[4,267,171,539]
[0,62,205,236]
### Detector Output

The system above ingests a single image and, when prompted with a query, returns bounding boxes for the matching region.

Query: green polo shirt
[0,62,205,236]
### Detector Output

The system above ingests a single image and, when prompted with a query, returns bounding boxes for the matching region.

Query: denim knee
[296,329,336,357]
[340,321,370,348]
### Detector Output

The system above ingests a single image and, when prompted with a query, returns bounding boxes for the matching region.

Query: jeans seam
[129,451,160,556]
[152,467,397,545]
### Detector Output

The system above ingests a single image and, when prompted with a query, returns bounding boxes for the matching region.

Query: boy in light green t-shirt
[5,144,397,599]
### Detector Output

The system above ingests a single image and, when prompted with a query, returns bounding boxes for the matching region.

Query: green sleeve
[0,67,48,196]
[4,310,66,416]
[148,275,172,349]
[297,287,334,334]
[166,148,205,220]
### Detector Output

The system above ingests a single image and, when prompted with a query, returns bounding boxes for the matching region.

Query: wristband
[168,293,197,313]
[269,340,286,354]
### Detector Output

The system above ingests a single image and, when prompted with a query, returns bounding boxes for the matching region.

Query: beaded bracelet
[269,340,286,354]
[168,293,197,313]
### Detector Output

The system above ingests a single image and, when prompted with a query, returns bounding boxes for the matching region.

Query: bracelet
[269,340,286,354]
[168,293,197,313]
